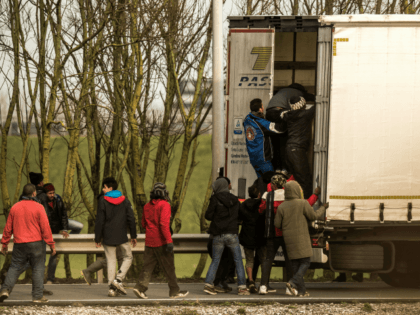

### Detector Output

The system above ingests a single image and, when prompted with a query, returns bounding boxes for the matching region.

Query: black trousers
[135,245,180,296]
[260,237,293,286]
[207,239,233,286]
[286,145,313,199]
[270,134,288,171]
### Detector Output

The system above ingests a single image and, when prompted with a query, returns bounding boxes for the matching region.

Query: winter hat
[43,183,55,192]
[151,182,171,202]
[289,96,306,111]
[212,178,230,194]
[271,174,287,189]
[29,172,44,186]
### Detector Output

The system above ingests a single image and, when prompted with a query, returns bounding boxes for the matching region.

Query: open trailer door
[226,25,275,199]
[313,26,333,207]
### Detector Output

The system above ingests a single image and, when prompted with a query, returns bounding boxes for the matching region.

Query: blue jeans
[253,161,274,178]
[289,257,311,295]
[47,219,83,282]
[1,241,45,299]
[204,234,246,288]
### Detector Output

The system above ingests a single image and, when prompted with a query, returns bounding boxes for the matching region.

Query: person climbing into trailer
[258,173,320,295]
[274,180,328,297]
[266,84,315,172]
[283,95,317,199]
[243,98,287,178]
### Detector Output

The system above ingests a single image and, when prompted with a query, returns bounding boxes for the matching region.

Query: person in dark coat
[274,181,327,297]
[283,96,317,199]
[266,84,315,172]
[239,183,263,293]
[95,177,137,297]
[203,178,249,296]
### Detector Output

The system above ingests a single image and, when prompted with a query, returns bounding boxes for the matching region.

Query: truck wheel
[330,244,384,271]
[379,272,420,288]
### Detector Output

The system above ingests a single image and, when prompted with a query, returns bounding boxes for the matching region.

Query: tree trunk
[64,254,71,279]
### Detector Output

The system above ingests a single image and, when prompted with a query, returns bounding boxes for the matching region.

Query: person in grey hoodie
[203,178,249,296]
[274,181,328,297]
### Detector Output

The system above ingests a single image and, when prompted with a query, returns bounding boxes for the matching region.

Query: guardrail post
[97,269,104,284]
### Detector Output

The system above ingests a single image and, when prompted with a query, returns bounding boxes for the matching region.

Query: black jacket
[239,198,263,249]
[41,194,68,234]
[267,87,315,110]
[284,106,316,149]
[205,192,240,236]
[94,195,137,246]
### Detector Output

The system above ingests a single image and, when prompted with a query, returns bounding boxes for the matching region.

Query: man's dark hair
[250,98,263,112]
[288,83,307,93]
[102,177,118,190]
[23,184,36,197]
[248,184,260,199]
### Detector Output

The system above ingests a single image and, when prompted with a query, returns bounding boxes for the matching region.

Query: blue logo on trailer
[234,130,243,135]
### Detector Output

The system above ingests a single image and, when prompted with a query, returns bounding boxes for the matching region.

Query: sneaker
[299,292,310,297]
[43,289,53,295]
[33,296,49,303]
[204,285,217,295]
[170,291,189,299]
[258,285,267,295]
[46,280,53,285]
[214,285,230,293]
[133,288,148,299]
[249,282,258,294]
[226,276,236,284]
[267,285,276,293]
[286,287,293,296]
[111,279,127,295]
[108,289,120,297]
[286,283,298,296]
[81,269,92,285]
[238,288,250,295]
[0,290,9,302]
[220,281,232,291]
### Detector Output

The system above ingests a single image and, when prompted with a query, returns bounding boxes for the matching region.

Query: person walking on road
[95,177,137,297]
[0,184,56,303]
[134,183,189,299]
[41,183,84,284]
[203,178,249,296]
[244,98,287,177]
[274,181,327,297]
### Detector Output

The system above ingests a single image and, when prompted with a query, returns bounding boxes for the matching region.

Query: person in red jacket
[133,183,189,299]
[258,174,320,295]
[0,184,56,303]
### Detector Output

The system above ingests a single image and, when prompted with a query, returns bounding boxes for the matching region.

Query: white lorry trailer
[226,15,420,287]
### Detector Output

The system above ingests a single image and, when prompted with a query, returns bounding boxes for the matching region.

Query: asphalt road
[2,282,420,305]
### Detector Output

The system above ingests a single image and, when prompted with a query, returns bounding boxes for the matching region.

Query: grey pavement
[2,282,420,305]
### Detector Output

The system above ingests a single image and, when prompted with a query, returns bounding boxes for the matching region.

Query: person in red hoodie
[95,177,137,297]
[133,183,189,299]
[258,173,320,295]
[0,184,56,303]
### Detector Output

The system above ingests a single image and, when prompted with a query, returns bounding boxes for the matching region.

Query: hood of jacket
[104,190,126,205]
[212,178,230,194]
[284,181,304,200]
[149,198,167,206]
[214,192,239,208]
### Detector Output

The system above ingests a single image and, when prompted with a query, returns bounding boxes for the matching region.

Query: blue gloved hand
[166,243,174,253]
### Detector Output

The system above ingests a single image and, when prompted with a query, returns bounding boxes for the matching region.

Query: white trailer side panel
[327,25,420,222]
[227,30,274,197]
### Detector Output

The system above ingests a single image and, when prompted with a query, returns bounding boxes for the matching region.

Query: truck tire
[330,244,384,271]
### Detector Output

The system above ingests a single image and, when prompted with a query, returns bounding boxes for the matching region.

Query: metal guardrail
[0,234,210,254]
